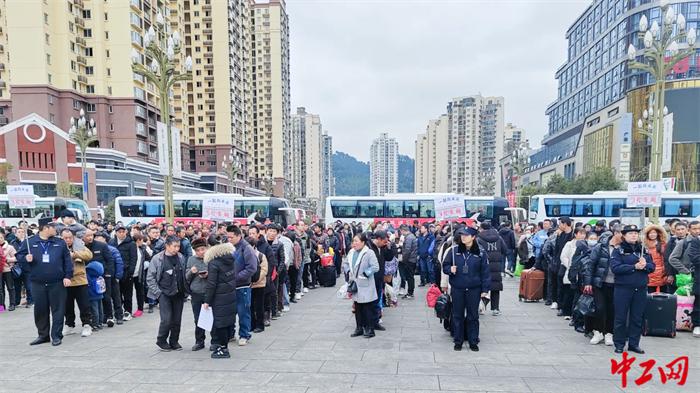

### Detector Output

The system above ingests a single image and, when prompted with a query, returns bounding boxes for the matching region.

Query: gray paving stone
[475,364,559,378]
[40,382,137,393]
[354,373,440,390]
[184,370,276,386]
[31,367,122,383]
[0,380,52,393]
[523,377,623,392]
[269,372,356,388]
[322,359,398,374]
[129,384,222,393]
[398,361,478,376]
[292,349,364,360]
[244,359,324,372]
[106,369,196,384]
[438,375,530,392]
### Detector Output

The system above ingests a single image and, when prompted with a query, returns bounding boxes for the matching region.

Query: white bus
[114,194,296,227]
[0,195,91,227]
[529,191,700,225]
[325,194,522,227]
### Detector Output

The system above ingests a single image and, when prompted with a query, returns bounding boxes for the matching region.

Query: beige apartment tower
[249,0,290,197]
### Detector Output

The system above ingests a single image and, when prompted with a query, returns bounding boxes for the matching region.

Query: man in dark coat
[550,217,574,311]
[498,221,517,275]
[477,221,506,316]
[110,225,138,320]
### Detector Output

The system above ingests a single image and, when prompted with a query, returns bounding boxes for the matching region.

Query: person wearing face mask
[610,225,655,354]
[583,225,623,346]
[559,227,588,319]
[568,232,598,333]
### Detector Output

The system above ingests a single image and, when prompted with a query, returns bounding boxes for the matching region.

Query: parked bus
[529,191,700,224]
[0,195,91,227]
[325,194,517,227]
[114,194,296,227]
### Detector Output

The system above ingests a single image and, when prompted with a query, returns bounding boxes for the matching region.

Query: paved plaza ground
[0,276,698,392]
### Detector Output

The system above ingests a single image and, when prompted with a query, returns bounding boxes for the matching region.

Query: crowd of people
[1,211,698,357]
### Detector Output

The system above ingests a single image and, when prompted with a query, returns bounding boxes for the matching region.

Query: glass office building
[531,0,700,177]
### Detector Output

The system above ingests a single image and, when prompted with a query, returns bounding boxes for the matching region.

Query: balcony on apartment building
[74,16,85,27]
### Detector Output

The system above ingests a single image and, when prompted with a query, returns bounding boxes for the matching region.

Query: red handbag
[426,284,442,308]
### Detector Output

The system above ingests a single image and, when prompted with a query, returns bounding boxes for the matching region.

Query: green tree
[104,200,115,223]
[576,167,622,193]
[57,181,81,198]
[545,174,571,194]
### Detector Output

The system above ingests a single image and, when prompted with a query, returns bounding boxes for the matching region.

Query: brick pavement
[0,276,698,392]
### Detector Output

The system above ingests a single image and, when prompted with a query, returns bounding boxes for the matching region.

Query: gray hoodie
[185,254,207,295]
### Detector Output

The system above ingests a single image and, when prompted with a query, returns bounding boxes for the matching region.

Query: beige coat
[69,243,93,287]
[251,249,269,289]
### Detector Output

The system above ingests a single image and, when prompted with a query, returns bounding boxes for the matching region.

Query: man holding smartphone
[185,238,209,351]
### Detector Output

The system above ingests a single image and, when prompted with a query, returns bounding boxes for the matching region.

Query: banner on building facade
[617,113,632,182]
[202,195,236,222]
[662,113,674,173]
[662,177,676,192]
[157,122,182,179]
[434,195,465,221]
[626,181,664,208]
[506,192,516,208]
[7,185,36,209]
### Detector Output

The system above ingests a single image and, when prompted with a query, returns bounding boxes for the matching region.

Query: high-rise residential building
[370,132,398,196]
[414,115,448,193]
[249,0,290,197]
[321,131,334,198]
[183,0,251,186]
[526,0,700,191]
[0,0,189,165]
[446,95,504,196]
[504,123,524,146]
[290,107,322,200]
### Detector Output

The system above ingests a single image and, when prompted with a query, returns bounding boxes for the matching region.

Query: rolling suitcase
[519,269,545,302]
[643,292,677,338]
[319,266,337,287]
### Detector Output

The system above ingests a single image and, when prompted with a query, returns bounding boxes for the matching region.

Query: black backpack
[434,294,451,320]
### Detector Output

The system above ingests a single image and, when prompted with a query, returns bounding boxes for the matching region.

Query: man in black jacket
[498,221,516,275]
[110,225,138,320]
[369,230,393,331]
[663,221,686,294]
[686,230,700,337]
[550,217,573,311]
[264,224,286,319]
[16,221,73,346]
[83,230,117,323]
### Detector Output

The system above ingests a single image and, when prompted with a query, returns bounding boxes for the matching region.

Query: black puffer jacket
[477,228,506,292]
[109,236,138,277]
[204,243,238,329]
[568,240,590,289]
[583,232,615,288]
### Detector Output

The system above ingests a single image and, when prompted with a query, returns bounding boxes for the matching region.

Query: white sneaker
[283,305,290,312]
[564,316,571,320]
[294,293,302,300]
[81,325,92,337]
[692,327,700,338]
[303,287,309,293]
[589,331,604,345]
[492,310,501,316]
[604,333,614,346]
[238,338,248,346]
[63,325,76,336]
[399,288,406,296]
[123,312,132,321]
[550,302,558,310]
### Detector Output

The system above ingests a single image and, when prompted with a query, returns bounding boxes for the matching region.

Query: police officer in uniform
[442,227,491,351]
[16,218,73,346]
[610,224,655,354]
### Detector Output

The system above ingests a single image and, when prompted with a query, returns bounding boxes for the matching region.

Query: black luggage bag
[642,292,677,338]
[319,266,337,287]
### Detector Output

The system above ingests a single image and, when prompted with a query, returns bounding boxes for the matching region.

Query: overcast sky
[288,0,591,161]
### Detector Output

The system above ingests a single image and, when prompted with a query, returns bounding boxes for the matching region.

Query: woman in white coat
[343,233,380,338]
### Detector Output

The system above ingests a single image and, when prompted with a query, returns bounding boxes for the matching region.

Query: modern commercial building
[446,95,504,196]
[370,132,398,196]
[526,0,700,191]
[249,0,291,197]
[414,115,448,193]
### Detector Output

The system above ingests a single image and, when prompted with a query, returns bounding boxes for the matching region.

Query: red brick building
[0,113,97,206]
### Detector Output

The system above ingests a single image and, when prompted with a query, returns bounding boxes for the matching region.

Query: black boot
[351,327,364,337]
[365,328,375,338]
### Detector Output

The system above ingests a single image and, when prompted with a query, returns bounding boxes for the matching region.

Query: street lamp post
[131,11,192,224]
[222,151,242,195]
[627,1,697,223]
[69,108,97,201]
